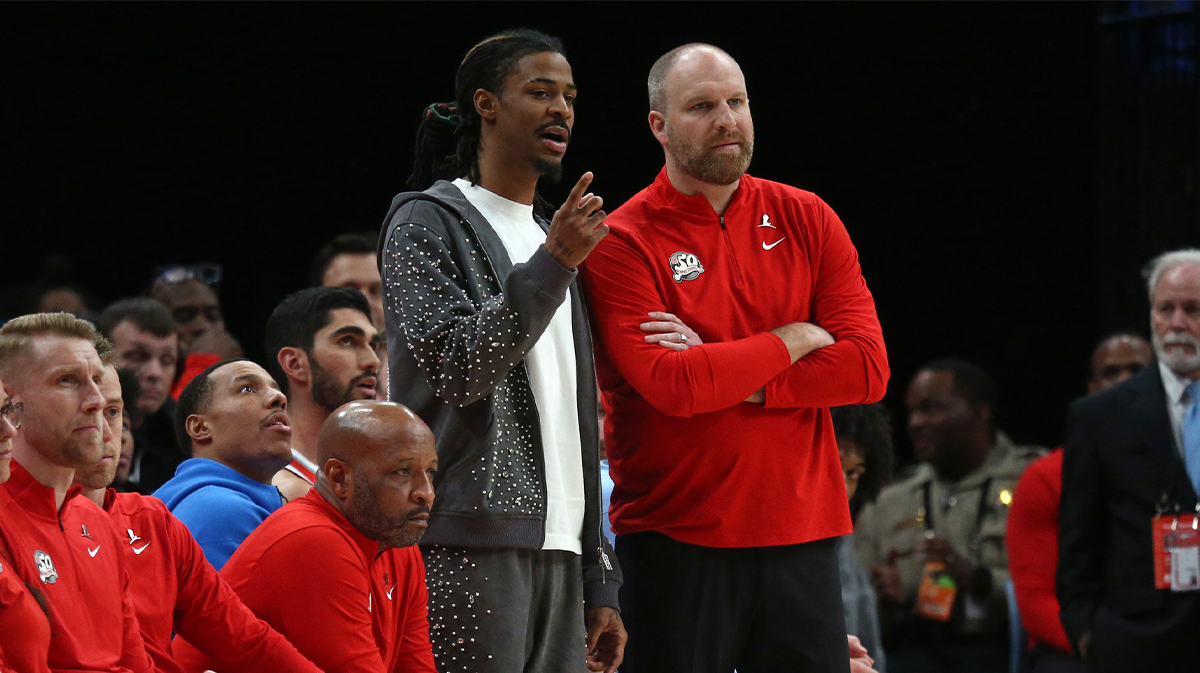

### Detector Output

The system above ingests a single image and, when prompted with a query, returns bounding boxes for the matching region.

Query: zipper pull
[599,547,613,571]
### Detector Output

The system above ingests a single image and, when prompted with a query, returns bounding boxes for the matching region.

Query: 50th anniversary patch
[669,251,704,283]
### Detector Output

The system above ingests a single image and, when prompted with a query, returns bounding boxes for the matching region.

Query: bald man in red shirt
[0,313,152,673]
[174,400,438,673]
[582,44,888,673]
[70,364,322,673]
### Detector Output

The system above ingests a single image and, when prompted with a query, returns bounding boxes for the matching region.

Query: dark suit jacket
[1058,365,1200,673]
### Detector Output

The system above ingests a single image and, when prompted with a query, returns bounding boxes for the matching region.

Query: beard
[59,430,105,469]
[533,157,563,184]
[310,359,371,412]
[665,124,754,186]
[350,467,429,548]
[1153,330,1200,376]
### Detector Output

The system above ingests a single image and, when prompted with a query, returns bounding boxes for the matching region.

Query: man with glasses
[148,264,244,399]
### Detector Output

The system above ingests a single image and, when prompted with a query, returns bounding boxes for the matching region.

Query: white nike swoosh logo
[387,586,395,600]
[132,544,150,555]
[762,238,786,250]
[88,546,100,557]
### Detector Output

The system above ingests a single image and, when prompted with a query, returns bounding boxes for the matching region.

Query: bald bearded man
[173,401,438,673]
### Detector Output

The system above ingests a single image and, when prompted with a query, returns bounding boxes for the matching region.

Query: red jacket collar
[305,489,385,563]
[647,166,753,223]
[102,487,118,512]
[3,458,83,521]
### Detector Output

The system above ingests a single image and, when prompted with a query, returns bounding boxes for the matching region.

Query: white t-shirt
[453,179,585,554]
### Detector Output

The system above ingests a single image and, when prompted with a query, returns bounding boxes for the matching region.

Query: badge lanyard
[1152,454,1200,591]
[915,478,992,621]
[921,477,993,563]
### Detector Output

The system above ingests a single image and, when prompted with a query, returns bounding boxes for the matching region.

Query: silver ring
[680,334,689,343]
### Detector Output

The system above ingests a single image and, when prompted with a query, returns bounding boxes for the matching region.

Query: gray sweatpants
[423,546,587,673]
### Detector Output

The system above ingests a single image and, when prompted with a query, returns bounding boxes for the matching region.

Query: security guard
[855,359,1043,673]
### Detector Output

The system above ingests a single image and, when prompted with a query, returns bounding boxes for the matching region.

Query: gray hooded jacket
[378,180,620,612]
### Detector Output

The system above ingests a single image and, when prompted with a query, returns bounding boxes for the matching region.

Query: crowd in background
[1,25,1199,673]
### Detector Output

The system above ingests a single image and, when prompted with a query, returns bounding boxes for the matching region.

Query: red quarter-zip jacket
[100,490,321,673]
[581,168,888,547]
[0,460,152,673]
[172,489,436,673]
[0,540,52,673]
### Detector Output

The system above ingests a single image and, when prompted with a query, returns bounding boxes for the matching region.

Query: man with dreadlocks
[379,29,625,673]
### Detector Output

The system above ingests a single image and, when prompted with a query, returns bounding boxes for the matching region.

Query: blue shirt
[153,458,283,569]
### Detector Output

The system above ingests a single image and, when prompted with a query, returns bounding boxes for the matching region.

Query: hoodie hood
[153,457,282,513]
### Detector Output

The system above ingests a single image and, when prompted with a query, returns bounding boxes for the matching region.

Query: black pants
[616,531,850,673]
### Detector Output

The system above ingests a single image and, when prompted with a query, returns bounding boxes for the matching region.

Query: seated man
[173,400,438,673]
[153,359,291,569]
[264,287,380,501]
[312,233,389,400]
[72,363,321,673]
[855,359,1043,673]
[0,312,153,672]
[148,264,244,398]
[98,297,184,490]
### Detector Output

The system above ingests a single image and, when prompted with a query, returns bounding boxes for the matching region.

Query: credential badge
[34,550,58,584]
[669,251,705,283]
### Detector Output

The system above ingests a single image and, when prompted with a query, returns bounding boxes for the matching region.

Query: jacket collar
[307,490,383,563]
[102,487,117,512]
[646,166,751,224]
[3,458,83,521]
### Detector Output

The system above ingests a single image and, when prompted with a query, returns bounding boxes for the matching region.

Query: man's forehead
[1156,263,1200,297]
[908,369,957,398]
[321,309,376,336]
[326,253,378,282]
[510,51,575,88]
[214,361,273,386]
[666,49,744,95]
[99,366,122,393]
[157,280,218,307]
[113,321,177,348]
[31,335,102,368]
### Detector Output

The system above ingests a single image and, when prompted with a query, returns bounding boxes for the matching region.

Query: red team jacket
[0,542,51,673]
[173,490,437,673]
[582,169,888,548]
[1006,448,1073,654]
[101,489,321,673]
[0,461,152,673]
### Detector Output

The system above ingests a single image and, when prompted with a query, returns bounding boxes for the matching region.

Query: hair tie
[424,102,460,128]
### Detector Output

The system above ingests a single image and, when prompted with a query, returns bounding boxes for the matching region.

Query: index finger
[564,171,594,210]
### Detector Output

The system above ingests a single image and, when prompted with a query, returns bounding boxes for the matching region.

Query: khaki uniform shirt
[854,431,1043,635]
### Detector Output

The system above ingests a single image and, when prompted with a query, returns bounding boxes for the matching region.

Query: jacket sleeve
[166,511,323,673]
[1007,457,1073,654]
[382,213,576,407]
[582,232,794,417]
[582,535,621,614]
[763,200,888,408]
[394,550,437,673]
[1057,401,1105,655]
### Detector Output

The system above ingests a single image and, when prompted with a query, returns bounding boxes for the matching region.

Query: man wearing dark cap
[173,400,438,673]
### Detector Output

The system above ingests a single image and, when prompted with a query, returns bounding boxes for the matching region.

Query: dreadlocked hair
[409,29,567,193]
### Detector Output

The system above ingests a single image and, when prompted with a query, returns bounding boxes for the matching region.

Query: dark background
[2,2,1196,466]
